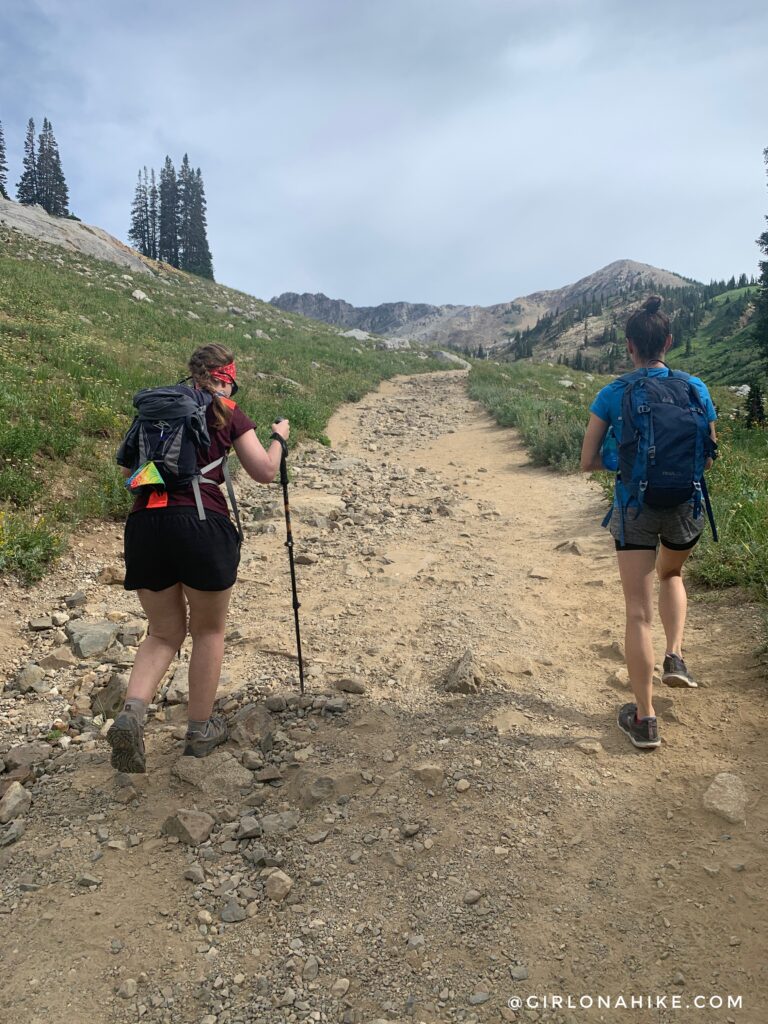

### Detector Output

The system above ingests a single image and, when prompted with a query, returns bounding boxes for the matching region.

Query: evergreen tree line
[0,116,70,215]
[129,155,213,279]
[753,147,768,372]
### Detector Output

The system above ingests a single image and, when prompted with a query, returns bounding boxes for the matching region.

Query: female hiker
[580,296,718,750]
[107,343,290,772]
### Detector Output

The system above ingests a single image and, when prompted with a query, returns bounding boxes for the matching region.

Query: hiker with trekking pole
[107,343,292,773]
[580,296,718,750]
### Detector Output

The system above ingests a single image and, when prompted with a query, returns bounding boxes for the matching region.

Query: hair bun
[643,295,662,314]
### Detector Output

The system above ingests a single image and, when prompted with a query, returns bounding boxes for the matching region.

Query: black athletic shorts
[123,508,241,592]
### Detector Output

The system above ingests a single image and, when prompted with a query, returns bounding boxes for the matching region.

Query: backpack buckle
[637,404,651,414]
[639,481,648,492]
[647,445,656,463]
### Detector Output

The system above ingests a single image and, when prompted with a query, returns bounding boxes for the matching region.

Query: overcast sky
[2,0,767,306]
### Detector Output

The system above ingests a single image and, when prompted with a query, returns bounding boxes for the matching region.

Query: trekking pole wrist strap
[270,433,289,458]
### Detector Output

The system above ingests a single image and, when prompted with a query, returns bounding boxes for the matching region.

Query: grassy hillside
[668,287,763,384]
[0,226,440,581]
[469,361,768,603]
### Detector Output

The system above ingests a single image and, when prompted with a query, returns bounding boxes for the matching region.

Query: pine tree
[177,153,194,269]
[186,167,213,279]
[177,157,213,279]
[36,118,69,215]
[158,156,179,267]
[147,168,159,261]
[0,120,8,200]
[128,169,149,255]
[754,147,768,368]
[16,118,38,205]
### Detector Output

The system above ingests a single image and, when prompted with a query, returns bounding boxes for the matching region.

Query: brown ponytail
[188,343,235,429]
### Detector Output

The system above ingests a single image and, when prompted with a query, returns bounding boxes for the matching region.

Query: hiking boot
[662,653,698,688]
[183,714,229,758]
[107,710,146,773]
[617,703,661,749]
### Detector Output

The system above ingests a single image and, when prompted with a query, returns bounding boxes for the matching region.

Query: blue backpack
[602,368,718,543]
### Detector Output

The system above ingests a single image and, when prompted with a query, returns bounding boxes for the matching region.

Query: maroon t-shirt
[129,403,256,519]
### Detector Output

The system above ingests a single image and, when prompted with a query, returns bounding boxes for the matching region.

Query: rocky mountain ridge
[271,259,694,350]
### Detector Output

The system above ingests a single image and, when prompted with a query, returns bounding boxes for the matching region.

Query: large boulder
[172,750,252,800]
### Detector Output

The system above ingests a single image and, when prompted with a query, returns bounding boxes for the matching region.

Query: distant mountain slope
[271,260,693,350]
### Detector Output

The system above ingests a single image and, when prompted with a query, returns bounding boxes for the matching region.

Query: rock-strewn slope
[0,196,150,275]
[1,372,765,1024]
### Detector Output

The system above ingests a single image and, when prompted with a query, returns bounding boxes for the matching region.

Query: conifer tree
[177,153,195,270]
[0,120,8,200]
[16,118,38,205]
[147,168,159,261]
[158,156,179,267]
[754,147,768,368]
[36,118,69,215]
[128,169,149,255]
[185,166,214,279]
[744,380,766,428]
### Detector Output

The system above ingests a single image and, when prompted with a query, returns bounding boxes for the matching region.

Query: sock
[187,717,210,736]
[635,713,656,723]
[123,698,147,724]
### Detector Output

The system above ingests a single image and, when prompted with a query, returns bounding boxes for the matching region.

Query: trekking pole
[273,420,305,694]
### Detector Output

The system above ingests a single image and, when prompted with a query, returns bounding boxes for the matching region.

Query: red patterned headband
[210,361,237,384]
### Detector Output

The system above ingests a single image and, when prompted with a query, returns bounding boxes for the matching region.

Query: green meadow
[0,227,440,580]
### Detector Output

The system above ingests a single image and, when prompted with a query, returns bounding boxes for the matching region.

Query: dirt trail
[1,371,766,1024]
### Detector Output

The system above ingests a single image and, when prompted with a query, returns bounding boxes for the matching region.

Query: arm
[705,422,718,472]
[233,419,290,484]
[580,414,609,473]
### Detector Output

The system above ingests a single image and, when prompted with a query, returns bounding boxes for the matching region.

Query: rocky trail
[0,371,766,1024]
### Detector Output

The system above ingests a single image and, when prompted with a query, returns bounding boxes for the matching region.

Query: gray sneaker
[107,711,146,773]
[662,653,698,688]
[183,714,229,758]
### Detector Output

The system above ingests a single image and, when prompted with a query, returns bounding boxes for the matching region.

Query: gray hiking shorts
[610,501,704,552]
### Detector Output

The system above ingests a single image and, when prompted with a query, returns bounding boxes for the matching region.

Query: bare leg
[616,549,657,719]
[656,544,694,657]
[183,585,233,722]
[126,585,187,704]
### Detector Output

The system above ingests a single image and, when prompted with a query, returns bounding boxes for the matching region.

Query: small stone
[265,695,287,712]
[331,978,350,997]
[333,678,366,694]
[324,698,348,714]
[0,783,32,824]
[509,965,529,981]
[306,830,329,844]
[184,864,205,884]
[220,899,246,923]
[0,820,25,847]
[528,567,551,580]
[77,873,102,887]
[303,955,320,980]
[64,591,87,608]
[455,779,470,793]
[265,869,293,902]
[703,773,749,824]
[161,809,215,846]
[14,664,47,694]
[575,739,603,756]
[463,889,482,905]
[411,763,444,788]
[29,617,54,631]
[118,979,138,998]
[469,991,491,1005]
